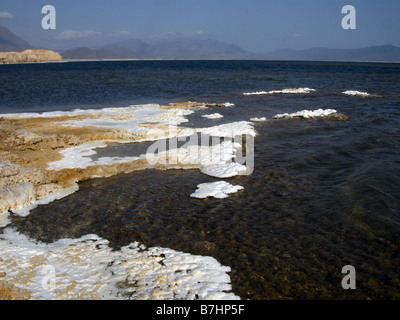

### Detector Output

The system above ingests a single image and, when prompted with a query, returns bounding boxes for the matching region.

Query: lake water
[1,60,400,299]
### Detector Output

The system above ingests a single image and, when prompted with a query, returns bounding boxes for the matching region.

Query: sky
[0,0,399,52]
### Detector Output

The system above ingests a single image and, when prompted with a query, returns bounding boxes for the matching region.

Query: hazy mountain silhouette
[1,25,399,62]
[0,25,33,51]
[62,38,257,60]
[63,39,400,61]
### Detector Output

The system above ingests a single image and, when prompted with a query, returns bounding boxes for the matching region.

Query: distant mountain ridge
[63,39,400,62]
[62,38,257,60]
[1,25,399,62]
[0,25,33,51]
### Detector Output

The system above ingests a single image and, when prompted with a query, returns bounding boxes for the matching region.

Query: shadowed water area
[2,60,400,299]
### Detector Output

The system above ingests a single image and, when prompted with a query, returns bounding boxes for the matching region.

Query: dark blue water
[1,60,399,113]
[2,60,400,299]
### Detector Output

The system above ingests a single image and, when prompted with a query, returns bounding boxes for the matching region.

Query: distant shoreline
[0,57,399,65]
[63,58,400,64]
[0,49,63,65]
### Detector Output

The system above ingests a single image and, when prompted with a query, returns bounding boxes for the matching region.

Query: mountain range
[0,25,33,51]
[61,38,256,60]
[1,25,400,62]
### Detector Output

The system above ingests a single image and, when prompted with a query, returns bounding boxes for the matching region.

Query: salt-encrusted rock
[0,161,20,178]
[0,281,31,300]
[0,162,46,190]
[0,182,36,213]
[0,49,63,64]
[35,183,76,200]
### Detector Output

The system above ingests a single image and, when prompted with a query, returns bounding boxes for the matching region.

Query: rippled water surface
[2,60,400,299]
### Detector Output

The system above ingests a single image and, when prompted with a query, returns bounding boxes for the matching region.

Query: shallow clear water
[2,60,400,299]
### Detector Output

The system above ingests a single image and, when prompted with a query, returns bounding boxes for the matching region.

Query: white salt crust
[244,88,316,95]
[202,113,224,119]
[0,104,254,300]
[273,108,337,119]
[2,106,256,221]
[250,117,267,122]
[342,90,372,97]
[1,104,194,134]
[190,181,244,199]
[0,228,239,300]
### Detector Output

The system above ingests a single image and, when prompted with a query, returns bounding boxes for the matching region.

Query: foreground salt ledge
[1,105,256,220]
[0,228,240,300]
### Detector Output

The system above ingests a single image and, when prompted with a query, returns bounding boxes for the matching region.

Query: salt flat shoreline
[0,100,246,300]
[0,94,350,299]
[0,101,242,219]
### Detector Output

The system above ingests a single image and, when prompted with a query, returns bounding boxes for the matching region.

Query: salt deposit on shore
[0,228,239,300]
[0,101,249,300]
[1,103,255,221]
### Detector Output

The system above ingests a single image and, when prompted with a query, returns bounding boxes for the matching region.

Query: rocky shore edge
[0,101,237,299]
[0,49,63,64]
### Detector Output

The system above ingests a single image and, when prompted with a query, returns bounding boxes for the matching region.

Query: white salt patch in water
[202,113,224,119]
[244,88,316,95]
[250,117,267,122]
[243,91,269,95]
[190,181,244,199]
[273,108,337,119]
[223,102,235,107]
[198,121,256,138]
[0,228,239,300]
[200,162,247,178]
[342,90,372,97]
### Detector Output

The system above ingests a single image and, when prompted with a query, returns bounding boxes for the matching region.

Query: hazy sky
[1,0,399,52]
